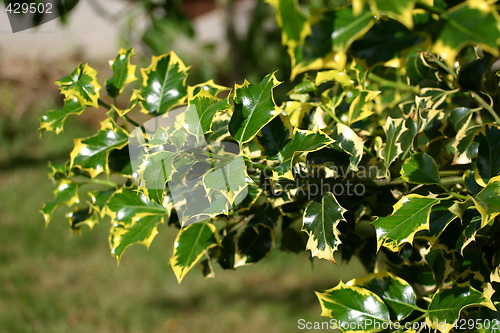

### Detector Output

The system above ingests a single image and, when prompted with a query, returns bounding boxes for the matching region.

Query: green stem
[470,92,500,124]
[86,178,119,187]
[124,115,141,128]
[428,53,457,79]
[368,73,419,93]
[98,98,112,110]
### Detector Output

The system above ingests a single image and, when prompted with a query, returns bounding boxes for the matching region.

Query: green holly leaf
[294,7,374,76]
[371,0,415,28]
[426,285,496,332]
[106,48,137,98]
[373,194,440,252]
[236,224,273,266]
[39,97,85,134]
[302,192,346,262]
[405,52,438,86]
[316,282,391,330]
[401,152,441,185]
[136,150,177,204]
[170,222,220,283]
[188,90,231,134]
[106,188,169,260]
[266,0,310,72]
[432,1,500,67]
[70,118,129,178]
[138,52,188,115]
[473,175,500,228]
[273,129,334,179]
[475,125,500,184]
[255,115,293,159]
[351,20,422,67]
[349,271,417,321]
[229,73,282,144]
[41,180,80,226]
[56,63,101,108]
[378,117,407,175]
[332,123,365,171]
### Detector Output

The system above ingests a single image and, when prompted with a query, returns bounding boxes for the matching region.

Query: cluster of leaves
[40,0,500,331]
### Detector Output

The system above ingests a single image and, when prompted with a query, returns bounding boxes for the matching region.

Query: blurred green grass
[0,108,365,333]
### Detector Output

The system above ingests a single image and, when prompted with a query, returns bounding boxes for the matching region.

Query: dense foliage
[40,0,500,331]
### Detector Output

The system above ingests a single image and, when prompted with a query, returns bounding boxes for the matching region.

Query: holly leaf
[188,90,231,134]
[41,180,80,226]
[426,285,496,332]
[236,224,273,266]
[106,48,137,98]
[401,152,441,185]
[372,194,440,252]
[378,117,406,175]
[348,271,417,321]
[316,282,391,330]
[169,222,220,283]
[302,192,346,262]
[273,129,334,179]
[255,115,293,159]
[56,63,101,108]
[138,52,188,115]
[432,1,500,67]
[106,188,169,260]
[371,0,415,28]
[473,175,500,228]
[70,119,129,178]
[331,123,365,171]
[39,97,85,134]
[229,73,282,144]
[475,125,500,184]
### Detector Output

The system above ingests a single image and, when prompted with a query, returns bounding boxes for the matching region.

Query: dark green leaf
[70,119,129,178]
[475,125,500,184]
[316,282,391,330]
[373,194,440,252]
[229,73,282,144]
[138,52,188,115]
[39,97,85,134]
[302,192,346,262]
[170,222,220,283]
[349,271,417,321]
[56,63,101,108]
[106,48,137,98]
[401,152,441,185]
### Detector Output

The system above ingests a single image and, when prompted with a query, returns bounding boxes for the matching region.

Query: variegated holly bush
[40,0,500,331]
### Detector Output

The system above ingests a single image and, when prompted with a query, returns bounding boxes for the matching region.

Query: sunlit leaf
[70,119,129,178]
[273,129,334,179]
[348,271,417,321]
[138,52,188,115]
[39,97,85,134]
[373,194,440,252]
[302,192,346,262]
[432,1,500,67]
[426,285,496,332]
[41,180,80,226]
[229,73,282,144]
[473,175,500,228]
[401,152,441,185]
[331,123,365,171]
[56,63,101,108]
[106,188,169,259]
[316,282,391,330]
[170,222,220,283]
[106,48,137,98]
